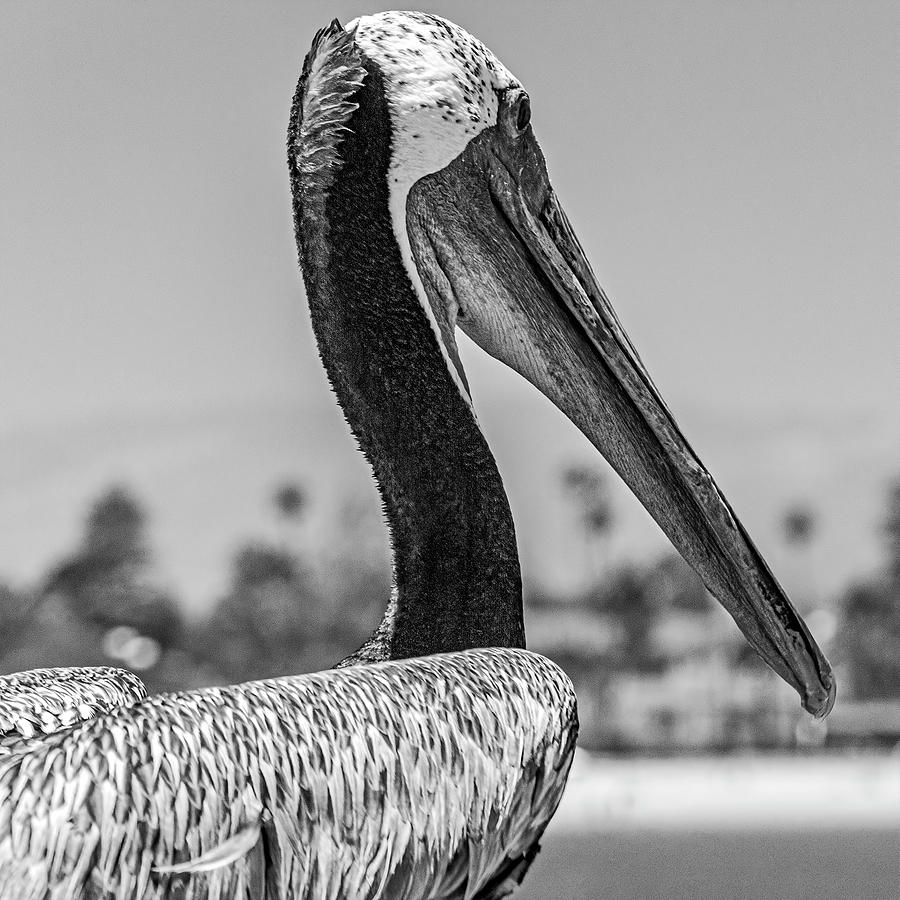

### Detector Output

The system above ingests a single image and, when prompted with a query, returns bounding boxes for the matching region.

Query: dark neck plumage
[290,57,524,663]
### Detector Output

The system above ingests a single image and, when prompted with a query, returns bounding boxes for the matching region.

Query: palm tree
[561,463,614,588]
[272,481,306,551]
[781,503,818,610]
[783,506,815,546]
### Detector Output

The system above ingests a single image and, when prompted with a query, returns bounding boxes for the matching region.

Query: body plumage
[1,651,575,899]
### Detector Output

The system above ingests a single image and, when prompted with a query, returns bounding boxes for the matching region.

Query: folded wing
[0,649,576,900]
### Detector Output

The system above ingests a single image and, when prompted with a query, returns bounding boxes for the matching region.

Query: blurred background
[2,2,898,898]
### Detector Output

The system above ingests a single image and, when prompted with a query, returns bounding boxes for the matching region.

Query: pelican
[0,12,834,899]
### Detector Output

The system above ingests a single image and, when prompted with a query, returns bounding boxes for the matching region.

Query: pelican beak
[407,102,835,717]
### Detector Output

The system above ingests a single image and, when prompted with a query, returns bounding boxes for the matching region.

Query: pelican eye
[515,95,531,131]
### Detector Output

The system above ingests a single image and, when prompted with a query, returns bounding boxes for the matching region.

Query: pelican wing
[0,666,147,758]
[0,649,576,900]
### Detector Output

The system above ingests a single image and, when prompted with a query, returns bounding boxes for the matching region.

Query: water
[517,753,900,899]
[519,829,898,900]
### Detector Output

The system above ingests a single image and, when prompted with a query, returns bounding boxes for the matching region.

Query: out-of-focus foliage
[581,565,659,673]
[839,578,900,700]
[273,482,305,520]
[0,486,187,693]
[645,555,710,613]
[561,464,613,538]
[782,505,816,546]
[201,543,326,680]
[1,470,898,753]
[0,584,38,655]
[560,464,614,589]
[837,478,900,701]
[43,486,183,648]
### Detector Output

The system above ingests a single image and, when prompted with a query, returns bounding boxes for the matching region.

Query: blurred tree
[781,502,819,610]
[561,463,614,585]
[233,544,297,587]
[272,480,307,554]
[840,578,900,700]
[0,583,39,656]
[838,477,900,700]
[782,505,816,545]
[46,486,146,601]
[588,565,661,672]
[201,542,329,681]
[0,595,108,675]
[646,555,710,613]
[198,484,391,684]
[273,482,305,521]
[43,484,184,659]
[83,486,149,568]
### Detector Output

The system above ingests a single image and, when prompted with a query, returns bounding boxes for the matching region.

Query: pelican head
[288,12,835,716]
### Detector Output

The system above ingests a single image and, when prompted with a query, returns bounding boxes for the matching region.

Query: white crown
[348,11,520,193]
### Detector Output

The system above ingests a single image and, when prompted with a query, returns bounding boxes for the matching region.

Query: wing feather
[0,667,146,759]
[0,648,576,900]
[153,822,262,875]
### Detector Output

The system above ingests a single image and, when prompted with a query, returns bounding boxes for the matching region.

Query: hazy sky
[1,2,897,604]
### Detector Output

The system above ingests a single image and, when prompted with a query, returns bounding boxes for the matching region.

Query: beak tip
[804,673,837,719]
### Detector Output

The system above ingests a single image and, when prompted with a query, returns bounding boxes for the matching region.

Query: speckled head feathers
[290,12,520,202]
[347,11,520,191]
